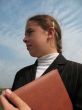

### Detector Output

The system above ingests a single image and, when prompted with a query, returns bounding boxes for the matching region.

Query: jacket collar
[55,53,67,65]
[41,54,68,76]
[31,54,68,80]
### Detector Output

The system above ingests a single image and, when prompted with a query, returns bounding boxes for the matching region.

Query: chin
[29,52,38,58]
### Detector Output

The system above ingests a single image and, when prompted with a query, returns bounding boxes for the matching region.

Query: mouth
[26,44,32,50]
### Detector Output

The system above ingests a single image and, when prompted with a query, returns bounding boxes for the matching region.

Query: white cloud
[62,28,82,63]
[0,55,36,88]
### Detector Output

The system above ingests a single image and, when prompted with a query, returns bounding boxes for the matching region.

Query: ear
[47,27,55,39]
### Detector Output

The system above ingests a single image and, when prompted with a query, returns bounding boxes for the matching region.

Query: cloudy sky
[0,0,82,88]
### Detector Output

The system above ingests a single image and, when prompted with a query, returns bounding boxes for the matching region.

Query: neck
[38,49,58,58]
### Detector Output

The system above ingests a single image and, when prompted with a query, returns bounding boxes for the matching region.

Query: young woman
[0,14,82,110]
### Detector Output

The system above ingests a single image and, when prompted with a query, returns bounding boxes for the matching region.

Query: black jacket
[12,54,82,110]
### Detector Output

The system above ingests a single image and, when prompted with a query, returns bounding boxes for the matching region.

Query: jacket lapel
[41,54,68,76]
[30,60,38,81]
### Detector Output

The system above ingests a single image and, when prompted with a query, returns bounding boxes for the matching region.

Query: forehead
[26,21,39,29]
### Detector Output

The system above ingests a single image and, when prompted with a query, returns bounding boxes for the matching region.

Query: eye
[25,29,34,36]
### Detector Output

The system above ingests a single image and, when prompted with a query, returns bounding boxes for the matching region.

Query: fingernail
[5,89,12,94]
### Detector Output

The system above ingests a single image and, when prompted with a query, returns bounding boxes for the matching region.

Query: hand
[0,89,31,110]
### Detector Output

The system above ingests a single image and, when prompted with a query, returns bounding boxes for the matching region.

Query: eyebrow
[25,28,33,33]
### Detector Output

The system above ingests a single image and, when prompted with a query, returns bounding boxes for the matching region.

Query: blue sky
[0,0,82,88]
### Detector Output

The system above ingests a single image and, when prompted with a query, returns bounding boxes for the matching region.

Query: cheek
[35,39,46,46]
[31,33,47,46]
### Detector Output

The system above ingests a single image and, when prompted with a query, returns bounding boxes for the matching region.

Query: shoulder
[18,64,34,73]
[15,64,35,78]
[66,60,82,81]
[67,60,82,69]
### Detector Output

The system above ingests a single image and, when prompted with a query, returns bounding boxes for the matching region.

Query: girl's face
[23,21,55,57]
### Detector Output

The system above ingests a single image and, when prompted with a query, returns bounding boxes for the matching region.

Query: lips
[26,44,32,50]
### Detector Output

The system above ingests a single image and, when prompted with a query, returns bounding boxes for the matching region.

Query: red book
[14,69,73,110]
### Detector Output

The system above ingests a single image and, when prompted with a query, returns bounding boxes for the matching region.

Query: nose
[23,37,26,43]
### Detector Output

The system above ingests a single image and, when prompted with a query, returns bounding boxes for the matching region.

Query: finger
[0,95,15,110]
[5,89,25,107]
[5,89,31,109]
[0,90,6,105]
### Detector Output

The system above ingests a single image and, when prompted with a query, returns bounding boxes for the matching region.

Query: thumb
[4,89,31,109]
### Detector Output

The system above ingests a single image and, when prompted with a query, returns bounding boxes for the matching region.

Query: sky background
[0,0,82,88]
